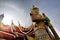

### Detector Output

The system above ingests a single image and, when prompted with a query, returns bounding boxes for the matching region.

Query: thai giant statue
[30,5,59,40]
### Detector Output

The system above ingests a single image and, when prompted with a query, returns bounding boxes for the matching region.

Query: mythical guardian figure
[30,5,59,40]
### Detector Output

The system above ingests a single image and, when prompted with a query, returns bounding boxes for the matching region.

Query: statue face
[30,13,42,21]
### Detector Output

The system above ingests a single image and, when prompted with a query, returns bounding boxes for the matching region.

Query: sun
[2,14,13,25]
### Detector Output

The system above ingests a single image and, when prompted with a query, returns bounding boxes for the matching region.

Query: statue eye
[30,13,33,16]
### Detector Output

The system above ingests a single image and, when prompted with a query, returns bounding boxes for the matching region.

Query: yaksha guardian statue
[30,5,59,40]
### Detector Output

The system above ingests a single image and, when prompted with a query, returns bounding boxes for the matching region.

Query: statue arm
[43,13,60,39]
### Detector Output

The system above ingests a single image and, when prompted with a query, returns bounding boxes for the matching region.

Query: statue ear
[42,13,46,17]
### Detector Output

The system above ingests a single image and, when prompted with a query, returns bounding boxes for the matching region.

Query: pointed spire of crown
[32,5,35,8]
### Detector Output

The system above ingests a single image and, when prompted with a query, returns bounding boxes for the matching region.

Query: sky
[0,0,60,37]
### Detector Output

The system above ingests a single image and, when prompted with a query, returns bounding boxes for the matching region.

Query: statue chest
[36,22,46,29]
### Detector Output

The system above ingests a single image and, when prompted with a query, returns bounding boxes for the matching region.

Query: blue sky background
[0,0,60,37]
